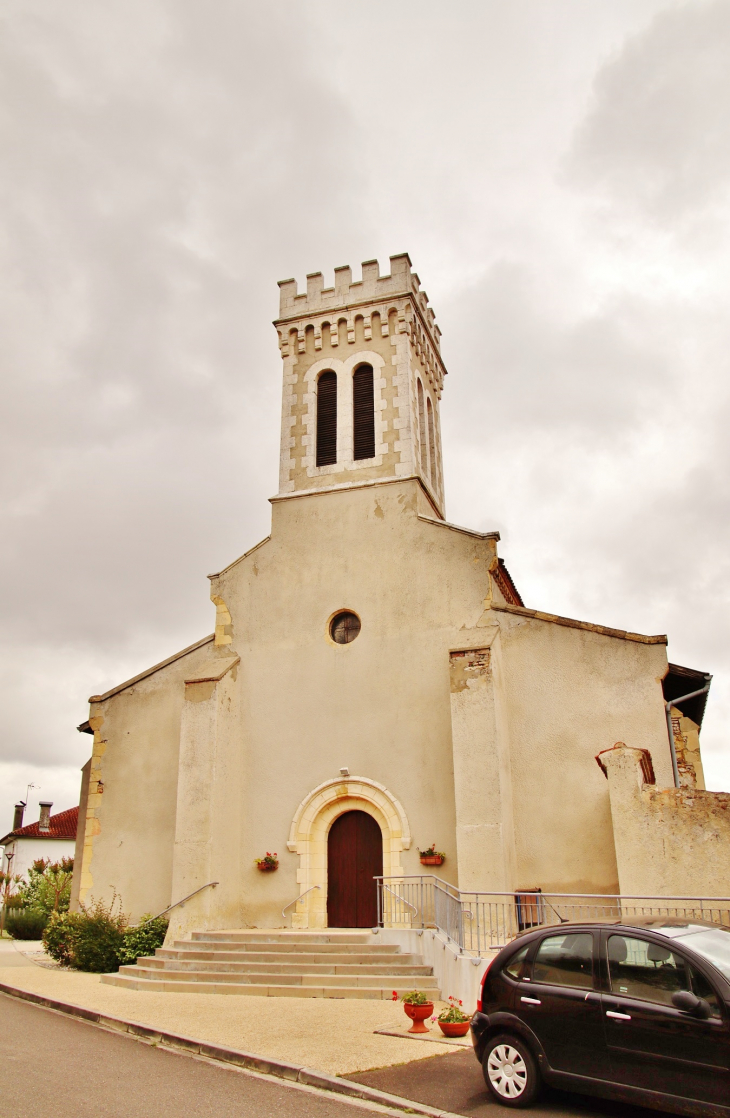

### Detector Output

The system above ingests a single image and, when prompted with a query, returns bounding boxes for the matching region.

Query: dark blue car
[471,918,730,1115]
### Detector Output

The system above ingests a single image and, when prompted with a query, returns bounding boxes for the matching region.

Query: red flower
[392,990,398,1001]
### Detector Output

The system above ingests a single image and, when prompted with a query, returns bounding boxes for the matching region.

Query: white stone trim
[286,776,411,929]
[301,352,387,478]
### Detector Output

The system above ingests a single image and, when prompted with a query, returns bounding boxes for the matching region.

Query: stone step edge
[179,942,400,952]
[0,980,460,1118]
[103,975,440,996]
[119,970,440,987]
[139,961,429,970]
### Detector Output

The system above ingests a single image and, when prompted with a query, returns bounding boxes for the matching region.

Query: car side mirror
[672,990,711,1019]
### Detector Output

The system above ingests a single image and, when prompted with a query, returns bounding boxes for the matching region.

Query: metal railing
[282,885,320,923]
[376,875,730,955]
[136,881,219,928]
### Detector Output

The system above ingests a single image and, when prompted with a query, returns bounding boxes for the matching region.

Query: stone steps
[154,950,420,966]
[100,976,430,998]
[101,929,441,1000]
[116,966,439,989]
[142,958,432,975]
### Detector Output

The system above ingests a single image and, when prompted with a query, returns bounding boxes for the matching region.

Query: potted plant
[418,844,445,867]
[254,852,279,872]
[394,989,435,1033]
[436,996,471,1037]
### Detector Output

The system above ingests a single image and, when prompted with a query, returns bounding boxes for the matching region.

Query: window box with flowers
[418,844,445,867]
[436,995,471,1037]
[255,853,279,872]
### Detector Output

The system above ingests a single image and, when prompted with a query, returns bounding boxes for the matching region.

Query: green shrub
[70,900,126,973]
[5,908,48,939]
[43,911,84,965]
[43,898,127,972]
[20,858,74,916]
[119,916,169,966]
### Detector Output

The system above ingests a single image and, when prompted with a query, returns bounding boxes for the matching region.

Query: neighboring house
[72,254,725,936]
[1,802,78,881]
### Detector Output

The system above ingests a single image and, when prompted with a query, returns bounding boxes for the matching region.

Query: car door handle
[605,1010,631,1021]
[520,997,542,1005]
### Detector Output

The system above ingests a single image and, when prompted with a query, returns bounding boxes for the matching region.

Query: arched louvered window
[417,379,426,472]
[316,371,337,466]
[427,396,437,485]
[353,364,375,461]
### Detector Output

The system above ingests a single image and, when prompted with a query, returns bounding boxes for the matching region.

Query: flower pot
[403,1001,434,1034]
[420,855,444,866]
[438,1020,470,1038]
[256,863,278,872]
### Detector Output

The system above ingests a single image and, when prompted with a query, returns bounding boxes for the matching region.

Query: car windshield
[675,927,730,981]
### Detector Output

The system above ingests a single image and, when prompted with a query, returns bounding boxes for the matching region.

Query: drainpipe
[665,677,712,788]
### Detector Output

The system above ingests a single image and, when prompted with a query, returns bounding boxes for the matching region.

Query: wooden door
[327,810,383,928]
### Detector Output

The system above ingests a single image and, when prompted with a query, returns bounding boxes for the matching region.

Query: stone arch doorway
[327,810,383,928]
[286,776,411,929]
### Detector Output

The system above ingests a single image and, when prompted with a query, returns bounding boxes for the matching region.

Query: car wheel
[482,1033,541,1108]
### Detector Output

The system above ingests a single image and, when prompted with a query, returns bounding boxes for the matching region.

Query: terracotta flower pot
[256,862,278,872]
[403,1001,434,1034]
[438,1020,470,1038]
[420,855,444,866]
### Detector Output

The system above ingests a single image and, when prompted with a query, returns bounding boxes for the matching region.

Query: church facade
[73,255,714,938]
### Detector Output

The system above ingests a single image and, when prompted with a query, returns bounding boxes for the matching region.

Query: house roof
[662,663,712,729]
[0,805,78,846]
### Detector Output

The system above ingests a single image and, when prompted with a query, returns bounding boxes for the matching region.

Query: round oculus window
[330,611,361,644]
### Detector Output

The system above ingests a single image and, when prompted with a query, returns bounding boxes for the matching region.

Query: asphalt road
[0,995,383,1118]
[348,1049,676,1118]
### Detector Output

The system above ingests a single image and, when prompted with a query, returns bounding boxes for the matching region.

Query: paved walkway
[0,940,456,1076]
[0,994,390,1118]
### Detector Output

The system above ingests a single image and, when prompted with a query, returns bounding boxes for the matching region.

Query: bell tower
[274,254,447,518]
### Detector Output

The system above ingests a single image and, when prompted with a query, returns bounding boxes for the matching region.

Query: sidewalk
[0,940,458,1076]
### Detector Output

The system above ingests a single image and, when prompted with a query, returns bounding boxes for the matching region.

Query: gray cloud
[565,0,730,222]
[2,0,729,832]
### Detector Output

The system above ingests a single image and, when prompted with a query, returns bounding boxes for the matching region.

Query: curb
[0,981,463,1118]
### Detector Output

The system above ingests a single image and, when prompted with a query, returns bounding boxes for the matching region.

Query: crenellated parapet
[273,253,447,517]
[274,254,445,397]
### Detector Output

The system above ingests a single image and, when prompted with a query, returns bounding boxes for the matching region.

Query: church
[72,254,721,944]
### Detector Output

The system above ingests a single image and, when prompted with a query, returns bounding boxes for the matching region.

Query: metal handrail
[380,878,730,902]
[376,875,730,953]
[135,881,219,928]
[382,883,417,916]
[282,885,320,922]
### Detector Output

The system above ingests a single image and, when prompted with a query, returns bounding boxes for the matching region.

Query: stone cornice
[490,603,667,645]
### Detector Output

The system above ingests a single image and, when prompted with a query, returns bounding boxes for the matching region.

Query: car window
[608,935,690,1007]
[675,927,730,982]
[502,944,529,980]
[690,965,723,1019]
[532,932,593,989]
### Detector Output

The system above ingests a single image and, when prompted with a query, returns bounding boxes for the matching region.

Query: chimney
[38,802,53,833]
[12,803,25,831]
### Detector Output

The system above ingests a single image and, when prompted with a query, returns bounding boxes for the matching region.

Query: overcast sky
[2,0,729,830]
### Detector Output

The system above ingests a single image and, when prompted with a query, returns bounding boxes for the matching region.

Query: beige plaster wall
[491,608,671,895]
[602,745,730,897]
[210,478,498,928]
[82,476,687,929]
[77,637,216,922]
[449,643,516,892]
